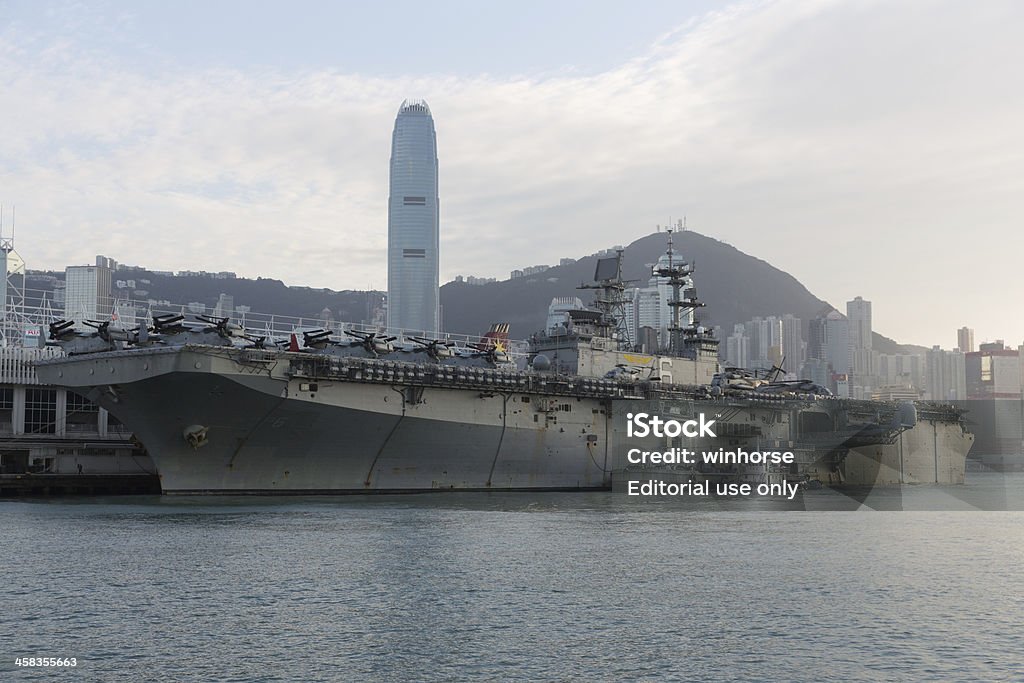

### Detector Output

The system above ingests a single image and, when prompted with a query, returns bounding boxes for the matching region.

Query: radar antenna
[577,249,636,349]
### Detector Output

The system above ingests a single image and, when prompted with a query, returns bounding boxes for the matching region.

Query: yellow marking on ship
[621,354,654,365]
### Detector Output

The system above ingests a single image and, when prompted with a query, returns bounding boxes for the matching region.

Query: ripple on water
[2,490,1024,681]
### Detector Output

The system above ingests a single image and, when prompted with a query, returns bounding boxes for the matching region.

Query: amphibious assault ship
[33,236,973,494]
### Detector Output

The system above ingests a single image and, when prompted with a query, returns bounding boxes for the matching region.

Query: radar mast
[577,249,635,350]
[652,223,706,356]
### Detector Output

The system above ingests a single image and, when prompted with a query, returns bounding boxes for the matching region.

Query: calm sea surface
[3,473,1023,682]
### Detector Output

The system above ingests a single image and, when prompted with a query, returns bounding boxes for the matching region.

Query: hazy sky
[1,0,1021,347]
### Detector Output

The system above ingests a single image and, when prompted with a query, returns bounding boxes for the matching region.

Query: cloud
[0,0,1021,345]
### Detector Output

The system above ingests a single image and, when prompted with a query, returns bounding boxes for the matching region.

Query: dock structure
[0,346,153,481]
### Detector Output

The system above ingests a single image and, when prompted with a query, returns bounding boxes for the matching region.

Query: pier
[0,346,154,490]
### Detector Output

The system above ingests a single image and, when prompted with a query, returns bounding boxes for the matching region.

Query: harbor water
[2,472,1023,681]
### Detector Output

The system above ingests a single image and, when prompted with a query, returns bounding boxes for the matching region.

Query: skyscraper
[824,309,850,375]
[65,263,112,331]
[781,314,803,372]
[847,296,873,381]
[846,296,872,352]
[926,346,966,401]
[957,326,975,353]
[387,100,439,333]
[725,324,750,369]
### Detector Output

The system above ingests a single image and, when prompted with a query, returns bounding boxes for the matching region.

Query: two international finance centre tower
[388,99,440,334]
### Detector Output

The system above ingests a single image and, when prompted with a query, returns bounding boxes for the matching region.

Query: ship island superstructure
[32,237,974,494]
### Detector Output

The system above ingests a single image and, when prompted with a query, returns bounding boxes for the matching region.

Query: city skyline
[19,237,1016,405]
[1,1,1021,347]
[30,245,992,360]
[44,250,1022,405]
[13,230,1010,355]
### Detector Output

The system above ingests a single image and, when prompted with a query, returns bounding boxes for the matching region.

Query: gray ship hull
[37,347,612,493]
[35,345,973,494]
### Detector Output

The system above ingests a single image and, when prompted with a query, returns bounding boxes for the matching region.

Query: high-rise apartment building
[725,324,750,369]
[781,314,804,373]
[806,309,829,364]
[740,316,782,370]
[877,353,924,390]
[387,100,440,333]
[966,342,1021,399]
[823,310,850,375]
[847,296,873,379]
[624,287,660,350]
[847,296,871,350]
[65,264,112,330]
[925,346,966,401]
[957,326,975,353]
